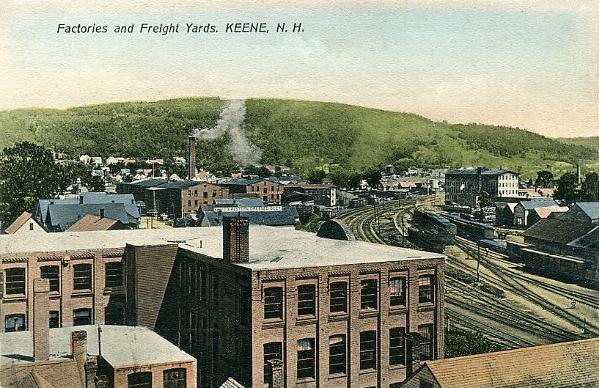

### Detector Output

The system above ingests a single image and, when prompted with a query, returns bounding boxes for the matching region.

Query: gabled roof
[48,203,130,231]
[37,193,139,225]
[575,202,599,221]
[517,199,558,210]
[66,215,124,232]
[524,218,596,245]
[534,206,568,219]
[220,377,245,388]
[420,338,599,387]
[4,212,34,234]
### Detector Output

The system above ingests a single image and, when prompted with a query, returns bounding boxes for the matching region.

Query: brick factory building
[1,222,445,388]
[124,218,446,387]
[282,183,338,207]
[1,280,196,387]
[222,178,284,204]
[117,178,230,218]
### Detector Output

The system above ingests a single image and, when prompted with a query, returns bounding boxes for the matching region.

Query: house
[402,338,599,388]
[35,193,140,231]
[512,199,561,227]
[282,183,337,207]
[1,279,196,387]
[3,212,46,235]
[445,168,519,208]
[494,202,517,226]
[66,214,129,232]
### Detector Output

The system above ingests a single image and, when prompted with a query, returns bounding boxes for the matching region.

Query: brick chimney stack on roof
[223,215,250,262]
[33,278,50,362]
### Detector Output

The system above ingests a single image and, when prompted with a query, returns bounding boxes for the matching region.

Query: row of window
[4,301,124,331]
[264,275,435,320]
[263,324,434,383]
[128,368,186,388]
[3,262,122,296]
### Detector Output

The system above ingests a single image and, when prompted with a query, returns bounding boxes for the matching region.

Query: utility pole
[477,240,481,282]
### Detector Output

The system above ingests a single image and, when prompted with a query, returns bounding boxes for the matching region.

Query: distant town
[0,130,598,388]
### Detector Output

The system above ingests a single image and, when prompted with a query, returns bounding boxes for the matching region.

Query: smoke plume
[190,99,262,166]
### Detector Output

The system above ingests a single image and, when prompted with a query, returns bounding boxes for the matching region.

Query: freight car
[506,241,592,285]
[478,239,508,255]
[407,209,456,252]
[444,213,496,240]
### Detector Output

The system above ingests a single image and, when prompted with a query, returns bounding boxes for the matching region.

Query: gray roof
[446,168,517,176]
[1,325,195,369]
[37,193,139,224]
[213,198,265,207]
[48,203,130,231]
[200,206,298,227]
[575,202,599,221]
[518,199,558,210]
[0,226,444,271]
[125,178,221,190]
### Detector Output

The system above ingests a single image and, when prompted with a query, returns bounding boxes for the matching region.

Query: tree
[0,142,66,225]
[477,191,494,208]
[554,172,579,202]
[307,169,326,184]
[81,175,105,192]
[535,170,553,188]
[445,328,503,358]
[580,172,598,201]
[363,167,382,189]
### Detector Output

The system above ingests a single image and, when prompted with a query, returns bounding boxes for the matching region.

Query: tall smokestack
[33,278,50,362]
[223,216,250,262]
[188,135,197,180]
[576,164,581,185]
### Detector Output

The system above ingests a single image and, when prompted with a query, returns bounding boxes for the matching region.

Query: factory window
[40,265,60,293]
[128,372,152,388]
[49,311,60,328]
[5,268,26,295]
[361,279,378,310]
[417,324,434,361]
[73,308,92,326]
[203,191,208,198]
[264,287,283,319]
[29,222,34,230]
[163,368,186,388]
[263,342,283,385]
[188,200,191,206]
[389,277,406,307]
[73,264,92,290]
[329,281,348,313]
[418,275,434,304]
[329,334,347,375]
[263,188,268,194]
[359,330,377,370]
[389,327,406,366]
[297,284,316,317]
[297,338,315,380]
[5,314,26,332]
[104,262,123,288]
[194,200,198,206]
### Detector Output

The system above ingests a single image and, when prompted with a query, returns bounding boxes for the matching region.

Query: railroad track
[455,237,599,336]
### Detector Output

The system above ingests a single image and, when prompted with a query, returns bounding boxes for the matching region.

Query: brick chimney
[71,330,88,384]
[223,216,250,262]
[268,359,284,388]
[33,278,50,362]
[188,135,197,180]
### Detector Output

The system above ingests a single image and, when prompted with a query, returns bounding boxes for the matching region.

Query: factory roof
[405,338,599,387]
[517,199,558,210]
[199,207,298,227]
[0,325,195,369]
[524,218,596,245]
[575,202,599,221]
[0,225,443,270]
[123,178,222,190]
[446,168,517,176]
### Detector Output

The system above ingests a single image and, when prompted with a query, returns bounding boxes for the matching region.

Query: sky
[2,1,597,138]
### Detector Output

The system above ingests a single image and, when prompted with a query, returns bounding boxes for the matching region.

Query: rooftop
[66,214,123,232]
[0,226,443,270]
[446,168,517,176]
[575,202,599,221]
[419,338,599,387]
[4,211,33,234]
[1,325,195,369]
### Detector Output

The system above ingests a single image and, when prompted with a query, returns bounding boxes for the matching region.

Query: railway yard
[335,196,599,349]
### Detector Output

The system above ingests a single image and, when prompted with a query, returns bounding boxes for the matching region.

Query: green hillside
[0,97,596,179]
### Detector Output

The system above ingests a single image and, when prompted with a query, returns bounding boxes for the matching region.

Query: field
[1,97,596,179]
